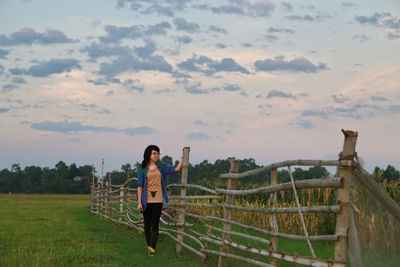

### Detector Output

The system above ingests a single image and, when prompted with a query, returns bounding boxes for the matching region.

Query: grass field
[0,194,214,267]
[0,194,339,267]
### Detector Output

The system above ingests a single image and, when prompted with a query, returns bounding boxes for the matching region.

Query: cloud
[0,64,4,74]
[389,105,400,113]
[211,58,249,73]
[332,94,349,103]
[173,17,200,33]
[216,43,227,49]
[153,88,174,94]
[80,103,97,109]
[285,15,314,21]
[87,78,109,85]
[134,41,157,59]
[302,109,328,119]
[206,0,276,17]
[141,5,176,17]
[98,108,111,114]
[184,82,209,94]
[266,89,295,99]
[144,21,172,35]
[12,77,27,84]
[29,120,154,136]
[352,34,370,43]
[3,84,19,92]
[194,120,208,126]
[87,77,121,86]
[9,58,81,77]
[267,27,295,34]
[341,2,356,8]
[264,34,279,42]
[209,25,228,34]
[355,12,384,25]
[116,0,192,17]
[98,53,173,78]
[0,48,9,59]
[123,127,154,136]
[281,2,293,11]
[122,79,144,92]
[176,35,192,44]
[84,42,172,78]
[296,120,313,129]
[0,27,74,46]
[99,25,143,44]
[0,108,10,113]
[223,83,241,91]
[178,55,249,75]
[355,12,400,40]
[255,56,327,73]
[81,42,133,62]
[186,132,211,141]
[387,32,400,40]
[258,104,273,116]
[371,95,387,102]
[302,103,382,120]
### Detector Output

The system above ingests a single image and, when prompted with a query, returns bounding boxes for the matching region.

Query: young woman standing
[137,145,184,255]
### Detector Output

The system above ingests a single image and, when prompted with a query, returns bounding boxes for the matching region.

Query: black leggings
[143,203,163,249]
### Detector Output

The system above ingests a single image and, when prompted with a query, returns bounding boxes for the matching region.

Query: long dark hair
[141,145,160,168]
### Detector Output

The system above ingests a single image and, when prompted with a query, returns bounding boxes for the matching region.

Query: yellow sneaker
[147,246,155,255]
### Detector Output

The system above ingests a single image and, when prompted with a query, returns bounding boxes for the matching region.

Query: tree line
[0,155,399,195]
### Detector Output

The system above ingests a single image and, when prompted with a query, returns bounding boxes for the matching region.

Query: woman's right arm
[137,167,144,212]
[137,186,143,212]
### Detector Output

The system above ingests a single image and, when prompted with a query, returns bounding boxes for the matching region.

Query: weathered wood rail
[89,130,400,267]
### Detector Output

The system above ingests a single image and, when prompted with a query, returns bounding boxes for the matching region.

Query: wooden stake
[176,147,190,253]
[269,168,278,266]
[101,159,104,184]
[335,129,358,262]
[218,160,239,267]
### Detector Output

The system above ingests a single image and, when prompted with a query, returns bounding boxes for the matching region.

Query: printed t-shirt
[146,168,163,203]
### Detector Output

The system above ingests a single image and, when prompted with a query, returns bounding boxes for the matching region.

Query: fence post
[218,159,239,267]
[176,147,190,253]
[90,164,94,211]
[335,129,358,262]
[99,183,103,216]
[120,185,125,222]
[96,182,99,214]
[108,173,112,218]
[269,168,279,266]
[203,196,219,263]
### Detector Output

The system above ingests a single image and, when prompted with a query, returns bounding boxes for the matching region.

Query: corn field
[171,179,399,253]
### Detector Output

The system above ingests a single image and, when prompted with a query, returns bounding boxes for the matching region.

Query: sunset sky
[1,0,399,174]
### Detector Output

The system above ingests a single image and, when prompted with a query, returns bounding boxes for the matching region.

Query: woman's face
[150,149,160,163]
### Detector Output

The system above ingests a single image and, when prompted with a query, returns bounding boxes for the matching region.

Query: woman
[137,145,184,255]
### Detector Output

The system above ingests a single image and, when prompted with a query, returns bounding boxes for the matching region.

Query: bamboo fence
[89,130,400,267]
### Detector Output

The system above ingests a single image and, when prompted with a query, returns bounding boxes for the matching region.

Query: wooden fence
[89,130,400,267]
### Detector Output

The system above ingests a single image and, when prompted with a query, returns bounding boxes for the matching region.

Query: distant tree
[24,166,42,193]
[161,155,173,165]
[55,161,69,179]
[69,163,79,179]
[382,165,400,182]
[11,164,21,173]
[121,163,131,173]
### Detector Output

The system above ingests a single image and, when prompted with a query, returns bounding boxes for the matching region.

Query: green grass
[0,194,342,266]
[0,194,210,267]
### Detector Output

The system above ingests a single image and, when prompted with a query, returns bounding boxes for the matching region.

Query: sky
[0,0,399,174]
